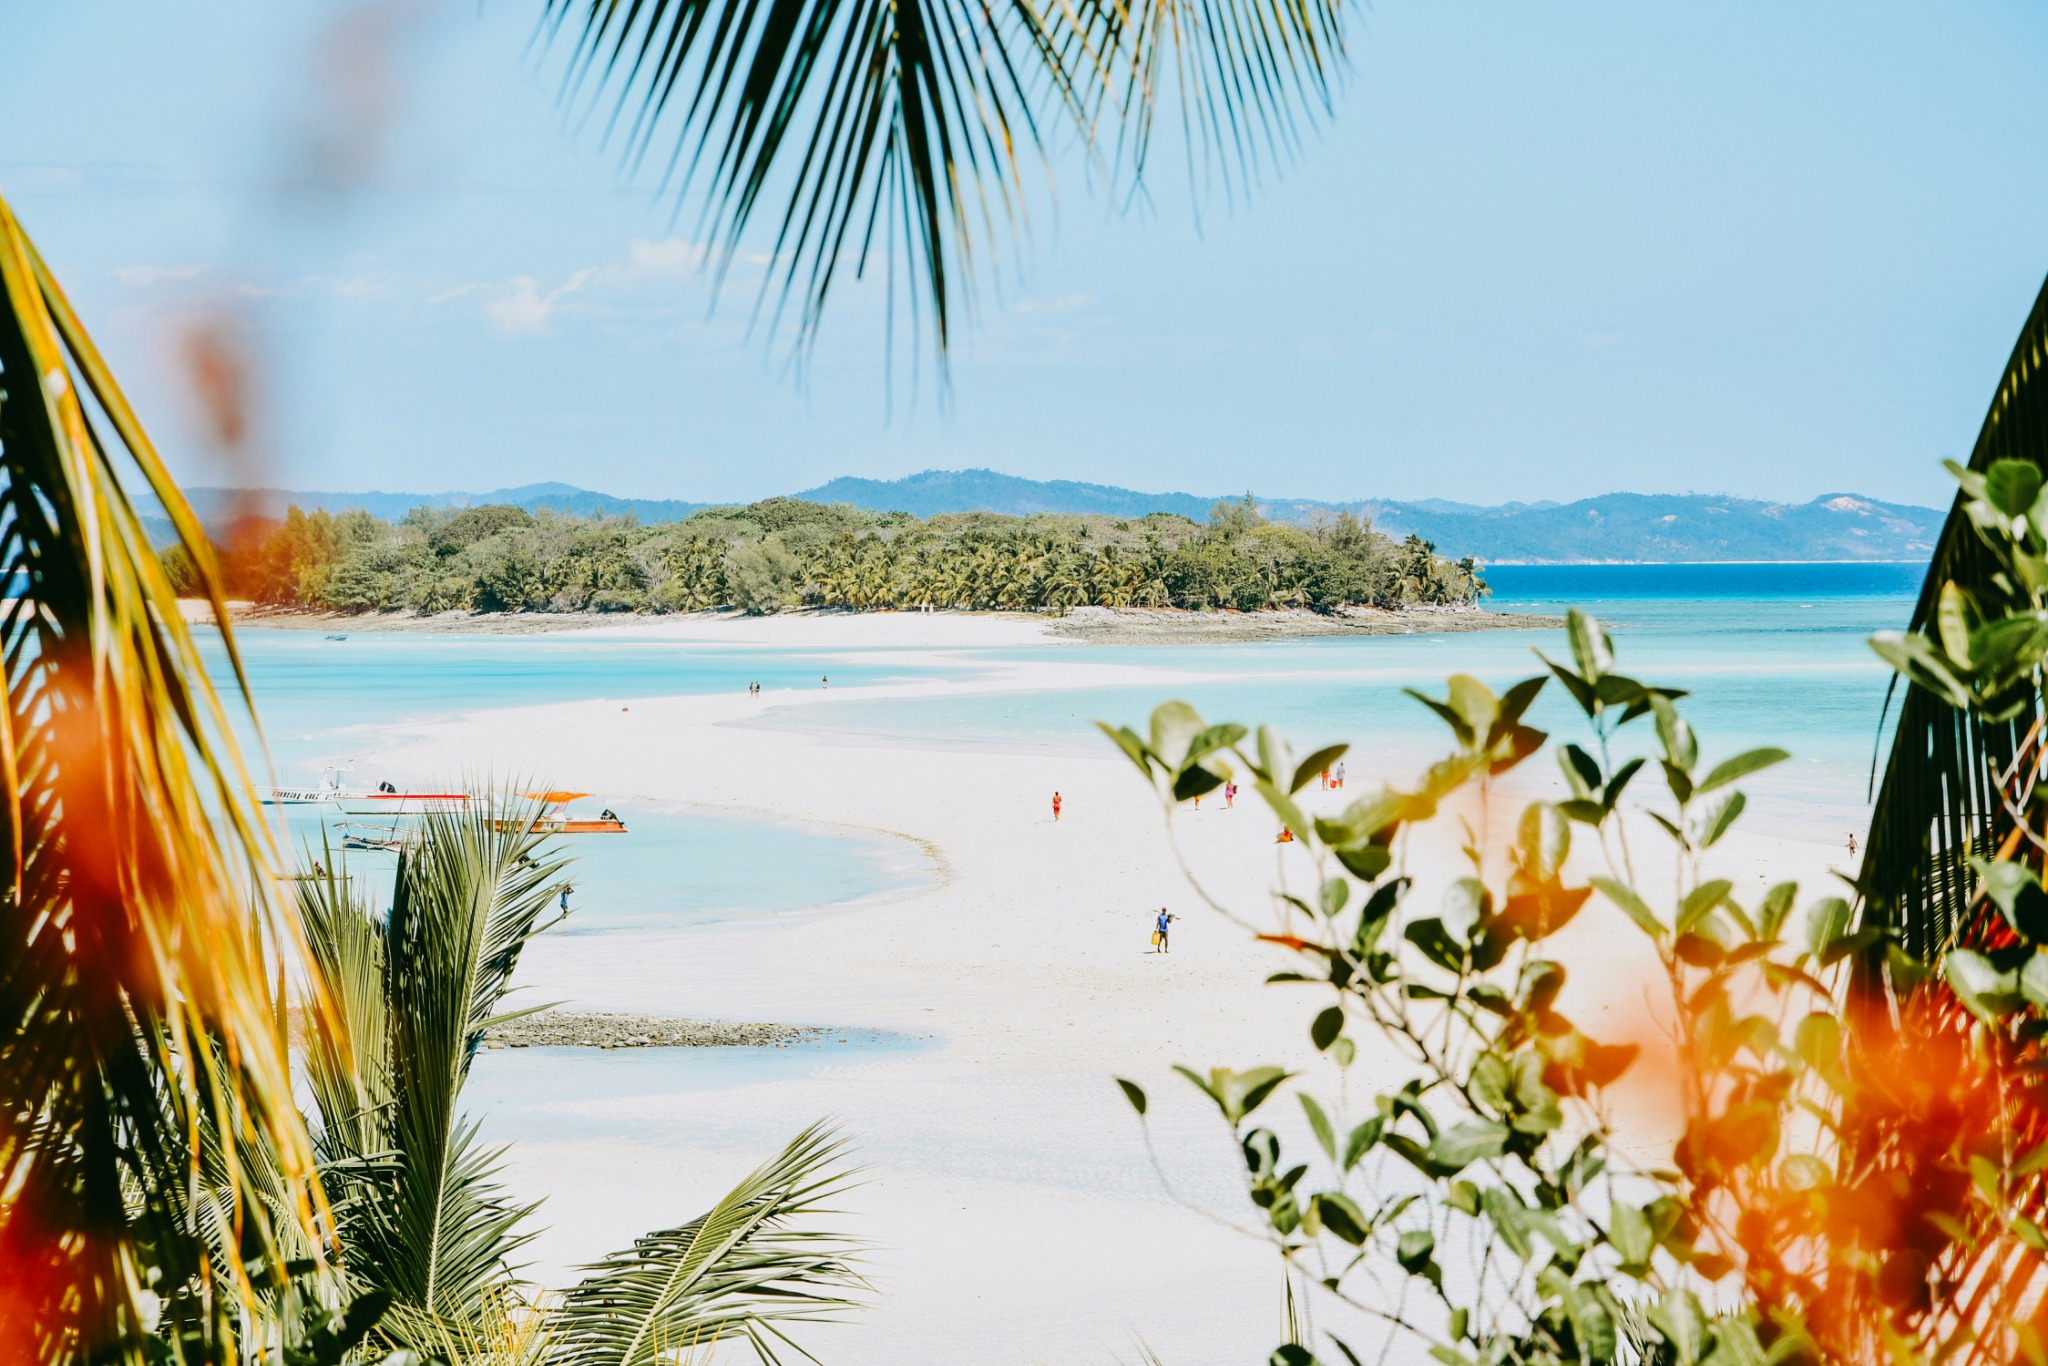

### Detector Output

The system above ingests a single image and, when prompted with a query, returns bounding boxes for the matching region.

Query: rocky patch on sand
[1047,604,1565,643]
[484,1011,829,1049]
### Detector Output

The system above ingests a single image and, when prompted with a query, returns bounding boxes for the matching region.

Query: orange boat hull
[491,817,629,835]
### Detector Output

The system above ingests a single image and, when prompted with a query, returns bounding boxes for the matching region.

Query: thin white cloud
[110,263,205,287]
[624,237,708,276]
[484,269,596,335]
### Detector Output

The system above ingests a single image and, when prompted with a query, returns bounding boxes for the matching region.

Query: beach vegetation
[0,193,332,1363]
[1107,599,2048,1365]
[189,498,1483,618]
[1860,277,2048,970]
[273,798,862,1360]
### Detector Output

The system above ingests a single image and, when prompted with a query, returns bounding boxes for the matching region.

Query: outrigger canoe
[493,791,629,835]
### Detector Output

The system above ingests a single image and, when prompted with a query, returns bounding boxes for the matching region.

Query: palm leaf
[542,0,1345,358]
[0,189,319,1361]
[543,1122,861,1365]
[319,795,570,1339]
[1863,272,2048,964]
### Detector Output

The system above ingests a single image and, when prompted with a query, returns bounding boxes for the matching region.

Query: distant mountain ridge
[180,481,709,526]
[173,469,1944,564]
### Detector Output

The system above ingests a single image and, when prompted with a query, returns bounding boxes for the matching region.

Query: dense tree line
[170,495,1485,615]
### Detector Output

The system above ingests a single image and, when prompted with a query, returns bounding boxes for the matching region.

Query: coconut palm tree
[0,194,323,1363]
[294,799,862,1360]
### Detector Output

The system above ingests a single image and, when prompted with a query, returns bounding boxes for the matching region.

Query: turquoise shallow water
[219,562,1928,936]
[740,564,1925,838]
[213,632,958,932]
[276,800,926,932]
[204,632,979,778]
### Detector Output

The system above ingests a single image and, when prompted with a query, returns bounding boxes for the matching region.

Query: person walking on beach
[1052,791,1063,821]
[1847,832,1858,860]
[1333,760,1345,790]
[1154,908,1175,953]
[560,885,572,914]
[1224,780,1236,809]
[821,675,830,689]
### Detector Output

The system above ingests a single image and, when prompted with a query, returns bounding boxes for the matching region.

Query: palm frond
[298,850,393,1170]
[1862,272,2048,963]
[544,1122,862,1365]
[0,189,318,1360]
[320,795,570,1338]
[541,0,1346,358]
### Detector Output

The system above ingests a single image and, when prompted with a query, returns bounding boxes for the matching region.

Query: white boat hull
[336,794,470,817]
[263,788,340,806]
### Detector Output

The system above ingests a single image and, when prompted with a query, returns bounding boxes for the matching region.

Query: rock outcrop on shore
[484,1010,828,1049]
[1045,605,1565,643]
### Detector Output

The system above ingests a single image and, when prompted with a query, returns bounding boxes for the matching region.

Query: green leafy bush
[1106,601,2048,1366]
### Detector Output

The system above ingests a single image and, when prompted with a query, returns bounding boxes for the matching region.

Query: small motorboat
[324,633,348,641]
[263,767,348,806]
[263,768,469,816]
[336,781,471,817]
[495,791,629,835]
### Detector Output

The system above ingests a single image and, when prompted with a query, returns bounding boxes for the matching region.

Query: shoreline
[356,642,1857,1361]
[185,600,1563,642]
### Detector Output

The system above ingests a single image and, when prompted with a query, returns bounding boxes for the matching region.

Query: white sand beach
[355,615,1851,1363]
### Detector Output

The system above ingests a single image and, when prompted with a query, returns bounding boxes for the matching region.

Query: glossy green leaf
[1947,948,2024,1023]
[1291,743,1350,795]
[1591,877,1664,937]
[1299,1093,1335,1161]
[1310,1006,1344,1051]
[1395,1228,1436,1274]
[1696,747,1789,793]
[1517,802,1570,880]
[1987,457,2043,515]
[1700,791,1746,848]
[1423,1120,1510,1173]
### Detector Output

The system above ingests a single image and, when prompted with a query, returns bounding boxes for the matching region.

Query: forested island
[170,496,1486,616]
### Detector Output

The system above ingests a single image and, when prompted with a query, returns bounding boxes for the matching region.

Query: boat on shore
[261,768,469,816]
[494,791,629,835]
[338,822,405,852]
[336,782,470,817]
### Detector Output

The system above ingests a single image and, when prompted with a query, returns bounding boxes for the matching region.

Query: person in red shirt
[1052,791,1063,821]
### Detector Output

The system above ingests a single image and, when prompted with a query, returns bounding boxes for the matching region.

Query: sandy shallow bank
[350,634,1852,1363]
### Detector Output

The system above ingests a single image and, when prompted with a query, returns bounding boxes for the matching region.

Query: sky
[3,0,2045,508]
